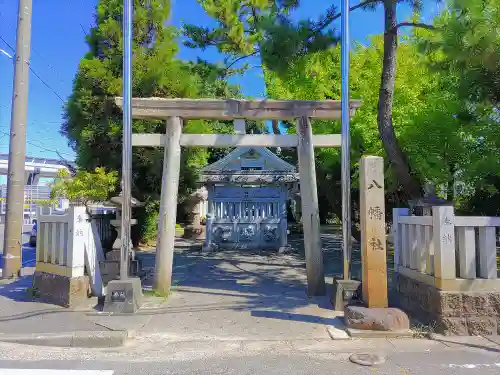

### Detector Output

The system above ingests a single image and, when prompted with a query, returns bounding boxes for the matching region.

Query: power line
[1,14,67,87]
[0,35,14,51]
[0,34,66,103]
[32,48,66,86]
[28,66,65,102]
[67,0,90,36]
[0,130,74,158]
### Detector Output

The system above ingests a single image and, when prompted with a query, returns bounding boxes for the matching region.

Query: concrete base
[103,278,143,314]
[32,271,90,308]
[331,279,362,311]
[397,273,500,336]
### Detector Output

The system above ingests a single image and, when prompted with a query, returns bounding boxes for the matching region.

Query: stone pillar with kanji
[360,155,388,308]
[343,155,410,334]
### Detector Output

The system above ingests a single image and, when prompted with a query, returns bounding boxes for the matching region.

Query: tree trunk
[378,0,422,201]
[271,120,280,134]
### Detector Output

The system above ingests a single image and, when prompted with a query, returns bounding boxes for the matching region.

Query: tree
[183,0,338,72]
[424,0,500,106]
[185,0,440,200]
[420,0,500,212]
[265,33,493,224]
[63,0,239,241]
[51,168,118,206]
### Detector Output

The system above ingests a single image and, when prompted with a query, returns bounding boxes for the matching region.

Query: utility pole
[340,0,352,281]
[120,0,133,281]
[2,0,32,279]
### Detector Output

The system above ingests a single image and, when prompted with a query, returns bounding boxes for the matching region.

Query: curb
[0,330,131,348]
[347,328,414,339]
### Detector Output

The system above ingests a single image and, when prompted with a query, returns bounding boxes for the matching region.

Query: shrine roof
[201,146,295,174]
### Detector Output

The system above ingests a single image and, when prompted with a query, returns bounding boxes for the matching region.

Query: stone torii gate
[116,97,361,296]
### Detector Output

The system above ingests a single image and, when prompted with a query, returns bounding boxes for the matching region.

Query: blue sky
[0,0,442,166]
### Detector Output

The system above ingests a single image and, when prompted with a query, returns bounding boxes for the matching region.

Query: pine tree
[63,0,238,241]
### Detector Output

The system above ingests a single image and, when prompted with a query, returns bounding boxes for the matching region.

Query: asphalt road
[0,224,36,268]
[0,350,499,375]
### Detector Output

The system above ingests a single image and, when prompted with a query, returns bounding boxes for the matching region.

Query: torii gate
[116,97,361,296]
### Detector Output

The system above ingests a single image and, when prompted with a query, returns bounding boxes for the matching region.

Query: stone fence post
[432,205,456,280]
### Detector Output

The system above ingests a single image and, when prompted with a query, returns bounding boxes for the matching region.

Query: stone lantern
[183,187,208,240]
[105,193,144,261]
[408,184,453,217]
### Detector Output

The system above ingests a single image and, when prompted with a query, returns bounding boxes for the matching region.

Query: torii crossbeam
[115,97,361,296]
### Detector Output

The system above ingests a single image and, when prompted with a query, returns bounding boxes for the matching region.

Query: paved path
[0,235,499,373]
[136,244,345,341]
[0,337,499,374]
[0,232,393,341]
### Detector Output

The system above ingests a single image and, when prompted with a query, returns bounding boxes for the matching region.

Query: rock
[344,305,410,331]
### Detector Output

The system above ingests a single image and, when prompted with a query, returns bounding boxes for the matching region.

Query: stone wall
[396,273,500,336]
[33,271,90,308]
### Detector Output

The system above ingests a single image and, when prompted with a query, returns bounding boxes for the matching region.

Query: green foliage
[424,0,500,105]
[33,199,59,207]
[183,0,339,72]
[265,32,497,210]
[63,0,240,241]
[50,168,118,205]
[420,0,500,211]
[0,198,58,207]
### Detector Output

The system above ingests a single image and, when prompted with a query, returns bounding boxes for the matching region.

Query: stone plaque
[111,290,126,302]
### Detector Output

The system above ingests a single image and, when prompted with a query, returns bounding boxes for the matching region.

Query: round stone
[349,353,386,366]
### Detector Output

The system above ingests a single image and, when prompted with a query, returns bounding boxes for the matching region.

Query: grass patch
[143,289,170,299]
[411,320,438,338]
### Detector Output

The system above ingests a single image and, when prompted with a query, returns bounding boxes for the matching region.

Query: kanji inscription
[367,180,382,190]
[369,237,384,251]
[368,206,383,221]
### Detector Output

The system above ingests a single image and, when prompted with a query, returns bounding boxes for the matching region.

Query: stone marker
[359,156,388,308]
[103,277,143,314]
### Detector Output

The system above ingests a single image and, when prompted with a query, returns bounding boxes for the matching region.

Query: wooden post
[360,156,388,308]
[432,205,456,280]
[296,116,325,296]
[154,116,182,293]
